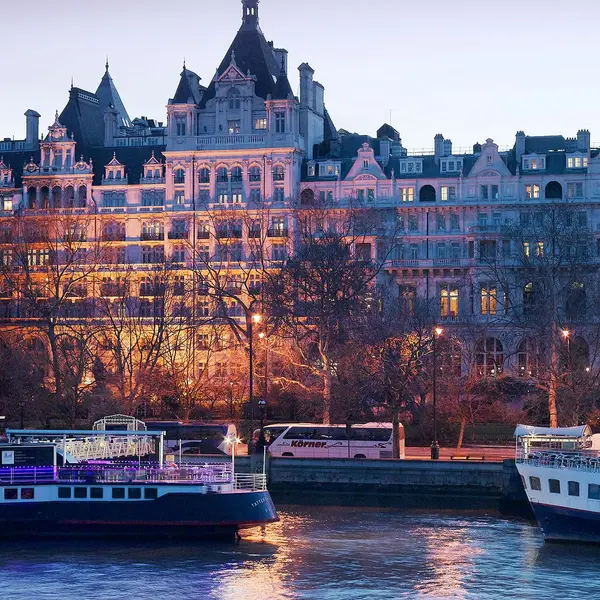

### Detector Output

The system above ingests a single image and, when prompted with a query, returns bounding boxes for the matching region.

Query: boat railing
[518,451,600,473]
[0,467,56,484]
[234,473,267,492]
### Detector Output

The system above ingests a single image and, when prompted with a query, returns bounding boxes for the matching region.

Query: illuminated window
[523,242,530,257]
[254,118,267,130]
[536,242,544,257]
[400,188,414,202]
[440,285,459,318]
[525,184,540,200]
[228,120,241,135]
[481,286,497,315]
[440,186,456,201]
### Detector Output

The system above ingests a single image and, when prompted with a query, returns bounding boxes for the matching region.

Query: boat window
[90,488,103,499]
[74,487,88,499]
[58,487,72,499]
[128,488,142,499]
[548,479,561,494]
[20,488,34,500]
[4,489,18,500]
[529,476,541,491]
[112,488,125,499]
[144,488,158,500]
[588,483,600,500]
[568,481,580,497]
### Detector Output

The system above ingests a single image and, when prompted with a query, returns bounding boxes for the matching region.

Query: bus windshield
[146,422,234,456]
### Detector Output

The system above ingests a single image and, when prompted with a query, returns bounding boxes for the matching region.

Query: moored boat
[0,428,278,539]
[515,424,600,544]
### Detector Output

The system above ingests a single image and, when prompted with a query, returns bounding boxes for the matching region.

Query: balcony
[141,232,164,241]
[216,229,243,239]
[101,232,126,242]
[140,176,165,185]
[168,230,189,240]
[101,176,129,186]
[268,228,288,238]
[196,134,266,150]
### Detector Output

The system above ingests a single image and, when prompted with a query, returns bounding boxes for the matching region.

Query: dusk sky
[2,0,598,151]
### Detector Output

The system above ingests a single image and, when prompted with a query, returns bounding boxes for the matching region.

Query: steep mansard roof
[200,21,282,108]
[95,63,132,128]
[172,66,205,105]
[59,87,105,152]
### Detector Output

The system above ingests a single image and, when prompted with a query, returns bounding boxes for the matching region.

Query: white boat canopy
[514,424,592,439]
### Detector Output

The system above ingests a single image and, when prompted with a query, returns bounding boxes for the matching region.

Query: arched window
[64,186,75,208]
[438,337,462,378]
[231,166,243,183]
[545,181,562,200]
[476,337,503,377]
[40,186,50,209]
[566,282,586,320]
[273,165,285,182]
[77,185,87,208]
[198,167,210,184]
[174,168,185,185]
[249,166,262,182]
[52,186,62,209]
[228,88,241,111]
[518,338,538,378]
[419,185,436,202]
[301,188,315,206]
[28,187,36,209]
[216,167,229,183]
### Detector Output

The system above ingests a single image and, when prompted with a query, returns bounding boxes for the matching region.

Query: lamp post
[246,311,261,454]
[562,329,572,389]
[431,327,443,460]
[256,398,267,453]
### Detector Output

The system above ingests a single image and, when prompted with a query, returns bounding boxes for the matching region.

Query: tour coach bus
[261,423,404,459]
[146,422,237,456]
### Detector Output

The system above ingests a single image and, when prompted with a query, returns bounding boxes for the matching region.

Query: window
[128,488,142,499]
[536,242,544,257]
[476,337,504,377]
[480,185,489,200]
[589,484,600,500]
[440,186,456,201]
[21,488,34,500]
[409,244,419,260]
[58,487,71,498]
[228,120,241,135]
[525,184,540,200]
[578,211,588,227]
[275,112,286,134]
[198,167,210,184]
[254,118,267,130]
[273,188,285,203]
[145,488,158,500]
[90,488,103,499]
[491,185,499,200]
[175,116,186,137]
[273,166,285,181]
[74,487,87,499]
[307,164,316,177]
[112,488,126,499]
[408,215,418,231]
[549,479,561,494]
[228,88,241,110]
[450,214,459,231]
[363,160,369,169]
[437,214,445,231]
[174,191,185,205]
[436,243,447,259]
[568,481,580,497]
[440,285,458,318]
[481,287,497,315]
[216,167,229,183]
[272,243,286,261]
[249,166,261,182]
[567,182,583,199]
[529,476,541,491]
[4,488,17,500]
[567,156,588,169]
[523,242,530,258]
[518,338,538,378]
[174,169,185,184]
[450,242,461,259]
[400,188,414,202]
[400,285,416,315]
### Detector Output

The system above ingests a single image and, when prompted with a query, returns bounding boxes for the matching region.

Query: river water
[1,506,599,600]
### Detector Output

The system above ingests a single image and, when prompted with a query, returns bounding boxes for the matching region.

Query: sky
[2,0,599,152]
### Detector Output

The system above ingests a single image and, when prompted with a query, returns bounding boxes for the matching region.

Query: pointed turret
[241,0,261,32]
[96,61,132,128]
[171,64,203,105]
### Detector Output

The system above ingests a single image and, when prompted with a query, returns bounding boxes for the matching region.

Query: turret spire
[105,56,109,72]
[241,0,260,30]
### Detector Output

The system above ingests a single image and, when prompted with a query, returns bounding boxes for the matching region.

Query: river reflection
[1,507,599,599]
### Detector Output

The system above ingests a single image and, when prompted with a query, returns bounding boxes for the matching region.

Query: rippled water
[1,507,600,599]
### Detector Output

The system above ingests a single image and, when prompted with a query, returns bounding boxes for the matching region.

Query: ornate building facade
[1,0,600,396]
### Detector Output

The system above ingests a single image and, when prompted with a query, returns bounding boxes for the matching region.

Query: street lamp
[255,398,267,453]
[246,310,262,454]
[431,326,443,460]
[562,329,572,388]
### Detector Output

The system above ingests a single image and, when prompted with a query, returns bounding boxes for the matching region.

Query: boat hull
[0,490,278,539]
[531,502,600,544]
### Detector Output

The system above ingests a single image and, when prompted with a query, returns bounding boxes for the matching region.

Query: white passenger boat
[515,424,600,543]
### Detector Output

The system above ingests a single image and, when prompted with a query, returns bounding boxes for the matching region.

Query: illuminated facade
[1,0,600,386]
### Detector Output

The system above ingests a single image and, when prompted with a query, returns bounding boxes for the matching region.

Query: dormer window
[399,160,423,174]
[175,116,186,137]
[275,112,286,134]
[363,160,369,169]
[307,164,316,177]
[567,154,589,169]
[440,159,463,173]
[108,171,114,180]
[523,155,546,170]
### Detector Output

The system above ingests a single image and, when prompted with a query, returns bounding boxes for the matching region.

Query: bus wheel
[354,454,366,459]
[282,453,294,457]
